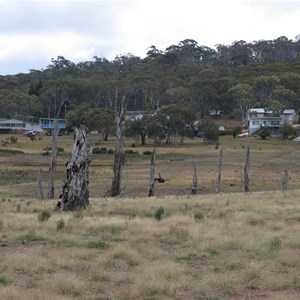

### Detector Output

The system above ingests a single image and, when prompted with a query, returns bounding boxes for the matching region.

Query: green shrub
[125,149,139,155]
[56,219,65,231]
[9,136,18,144]
[107,149,114,154]
[232,126,242,138]
[93,147,109,154]
[143,150,153,155]
[154,206,165,221]
[0,275,13,285]
[17,234,44,243]
[194,212,204,222]
[38,210,51,222]
[86,240,108,249]
[258,127,271,140]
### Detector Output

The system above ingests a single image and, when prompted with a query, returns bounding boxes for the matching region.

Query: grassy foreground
[0,191,299,299]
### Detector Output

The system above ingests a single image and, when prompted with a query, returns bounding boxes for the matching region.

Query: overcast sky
[0,0,300,75]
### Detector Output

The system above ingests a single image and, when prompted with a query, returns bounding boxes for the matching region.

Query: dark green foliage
[124,149,139,155]
[232,126,242,138]
[17,234,44,243]
[143,150,153,155]
[279,124,293,139]
[154,206,165,221]
[0,275,13,285]
[86,240,108,249]
[0,149,24,155]
[37,210,51,222]
[2,35,300,135]
[9,136,18,144]
[258,127,271,140]
[194,212,204,222]
[56,219,65,231]
[201,118,219,143]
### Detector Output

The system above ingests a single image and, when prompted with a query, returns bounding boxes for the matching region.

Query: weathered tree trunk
[48,120,59,199]
[191,161,198,195]
[148,149,156,197]
[60,126,93,210]
[243,144,250,192]
[37,169,44,200]
[282,169,288,192]
[215,148,223,193]
[111,93,126,197]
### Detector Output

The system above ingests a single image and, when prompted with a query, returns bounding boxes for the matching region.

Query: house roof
[283,109,295,114]
[249,108,265,113]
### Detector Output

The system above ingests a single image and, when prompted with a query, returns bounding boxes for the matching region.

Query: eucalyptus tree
[159,104,195,145]
[253,76,280,107]
[228,83,256,127]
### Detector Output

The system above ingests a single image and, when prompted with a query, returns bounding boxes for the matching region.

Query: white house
[247,108,298,135]
[0,118,43,134]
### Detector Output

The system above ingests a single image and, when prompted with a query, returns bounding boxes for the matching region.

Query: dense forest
[1,35,300,141]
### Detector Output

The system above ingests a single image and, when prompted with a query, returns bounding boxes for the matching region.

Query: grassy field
[1,132,300,198]
[0,133,299,299]
[0,191,299,299]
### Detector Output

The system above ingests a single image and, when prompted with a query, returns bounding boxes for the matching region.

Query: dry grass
[0,133,300,298]
[1,133,300,199]
[0,191,300,299]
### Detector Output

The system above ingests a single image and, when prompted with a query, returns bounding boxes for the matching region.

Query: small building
[282,109,298,125]
[39,118,66,134]
[247,108,298,135]
[0,118,43,134]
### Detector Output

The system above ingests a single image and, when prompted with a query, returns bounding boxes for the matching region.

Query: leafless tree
[111,92,126,197]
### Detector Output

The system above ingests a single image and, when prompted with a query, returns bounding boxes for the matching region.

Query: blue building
[39,118,66,133]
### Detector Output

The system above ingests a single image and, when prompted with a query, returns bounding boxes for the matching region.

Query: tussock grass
[0,190,300,299]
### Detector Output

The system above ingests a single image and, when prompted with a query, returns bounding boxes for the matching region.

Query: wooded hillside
[1,36,300,127]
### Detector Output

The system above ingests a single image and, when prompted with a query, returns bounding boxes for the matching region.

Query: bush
[154,206,165,221]
[194,212,204,222]
[232,126,242,138]
[93,147,107,154]
[143,150,153,155]
[9,136,18,144]
[280,124,293,139]
[86,240,108,249]
[56,219,65,231]
[258,127,271,140]
[107,149,114,154]
[125,149,139,155]
[38,210,51,222]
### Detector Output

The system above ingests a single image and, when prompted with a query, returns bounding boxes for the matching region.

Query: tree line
[1,35,300,137]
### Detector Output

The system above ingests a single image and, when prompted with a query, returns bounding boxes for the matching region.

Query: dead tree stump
[148,149,156,197]
[59,126,93,210]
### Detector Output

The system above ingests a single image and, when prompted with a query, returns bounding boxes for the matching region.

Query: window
[271,121,280,125]
[253,121,259,125]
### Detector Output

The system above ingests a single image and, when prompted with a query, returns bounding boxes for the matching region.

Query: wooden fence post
[215,148,223,193]
[191,161,198,195]
[48,119,59,199]
[282,169,288,192]
[243,144,250,193]
[148,149,156,197]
